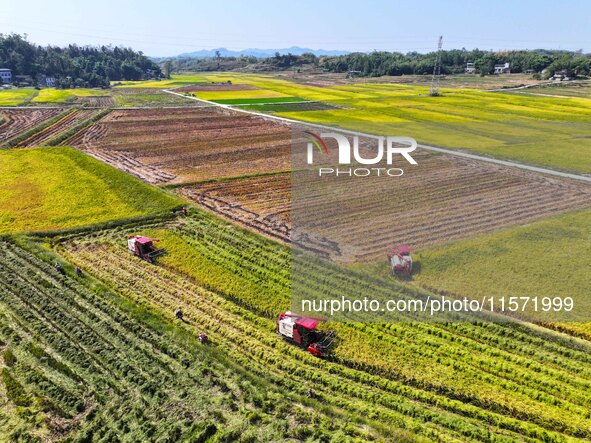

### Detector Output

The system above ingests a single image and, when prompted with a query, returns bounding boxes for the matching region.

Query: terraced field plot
[111,88,206,107]
[55,214,591,442]
[0,108,64,144]
[69,107,292,184]
[17,109,103,147]
[176,152,591,262]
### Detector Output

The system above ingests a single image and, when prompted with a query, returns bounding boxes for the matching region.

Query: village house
[0,68,12,84]
[494,62,511,74]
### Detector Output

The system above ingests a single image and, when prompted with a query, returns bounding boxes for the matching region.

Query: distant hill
[175,47,350,59]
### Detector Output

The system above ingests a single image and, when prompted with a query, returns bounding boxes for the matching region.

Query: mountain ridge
[174,46,351,58]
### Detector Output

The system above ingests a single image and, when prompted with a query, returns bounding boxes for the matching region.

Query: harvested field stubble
[177,173,291,242]
[178,152,591,262]
[18,109,101,147]
[0,108,64,144]
[70,107,293,183]
[76,95,116,107]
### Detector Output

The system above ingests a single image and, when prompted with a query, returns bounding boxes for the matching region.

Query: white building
[38,74,56,87]
[465,62,476,74]
[494,62,511,74]
[0,68,12,84]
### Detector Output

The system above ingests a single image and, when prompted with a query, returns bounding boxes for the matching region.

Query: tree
[164,60,173,78]
[0,33,162,87]
[476,54,496,76]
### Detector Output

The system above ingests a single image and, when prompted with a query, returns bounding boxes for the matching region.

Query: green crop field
[356,204,591,338]
[0,147,180,234]
[50,212,591,442]
[409,208,591,338]
[0,238,368,442]
[31,88,111,103]
[212,96,303,104]
[0,89,38,106]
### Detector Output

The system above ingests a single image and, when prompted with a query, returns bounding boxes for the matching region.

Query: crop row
[63,241,558,442]
[59,215,591,440]
[17,109,98,147]
[0,108,64,145]
[0,240,359,442]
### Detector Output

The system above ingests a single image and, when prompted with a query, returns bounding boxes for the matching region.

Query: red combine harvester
[387,245,413,277]
[277,312,334,357]
[127,236,165,263]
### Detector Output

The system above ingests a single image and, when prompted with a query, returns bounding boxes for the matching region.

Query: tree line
[0,34,162,88]
[167,48,591,79]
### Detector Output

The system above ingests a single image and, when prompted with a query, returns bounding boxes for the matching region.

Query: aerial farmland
[1,6,591,440]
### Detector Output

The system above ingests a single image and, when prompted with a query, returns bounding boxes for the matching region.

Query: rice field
[2,71,591,442]
[31,88,111,103]
[184,73,591,174]
[0,147,180,234]
[0,88,38,106]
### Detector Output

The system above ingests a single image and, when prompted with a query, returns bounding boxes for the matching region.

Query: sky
[1,0,590,57]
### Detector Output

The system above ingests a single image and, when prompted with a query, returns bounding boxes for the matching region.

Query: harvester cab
[387,244,413,277]
[128,236,165,263]
[277,312,335,358]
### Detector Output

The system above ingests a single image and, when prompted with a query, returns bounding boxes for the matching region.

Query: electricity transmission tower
[429,36,443,96]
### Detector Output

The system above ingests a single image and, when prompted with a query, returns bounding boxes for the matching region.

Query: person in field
[54,262,65,275]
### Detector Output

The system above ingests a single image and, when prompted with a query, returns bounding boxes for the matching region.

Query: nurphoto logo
[303,131,418,177]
